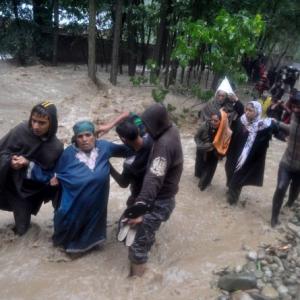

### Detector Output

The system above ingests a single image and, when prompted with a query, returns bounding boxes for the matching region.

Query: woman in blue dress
[29,120,131,254]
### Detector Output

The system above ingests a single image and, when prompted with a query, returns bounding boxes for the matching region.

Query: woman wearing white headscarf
[225,101,277,205]
[199,77,244,124]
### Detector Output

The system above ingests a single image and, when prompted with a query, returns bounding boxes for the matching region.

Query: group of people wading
[0,102,183,277]
[0,77,299,277]
[195,77,300,228]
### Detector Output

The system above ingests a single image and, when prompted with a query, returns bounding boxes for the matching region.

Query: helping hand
[11,155,29,170]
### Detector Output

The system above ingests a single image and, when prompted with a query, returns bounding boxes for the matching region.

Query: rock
[256,279,265,290]
[287,222,300,238]
[247,251,258,261]
[263,269,273,280]
[218,273,257,292]
[248,290,273,300]
[230,291,254,300]
[254,270,263,279]
[277,284,289,297]
[235,265,243,273]
[269,263,278,272]
[287,285,299,297]
[243,262,257,273]
[261,285,279,299]
[257,249,266,260]
[217,295,229,300]
[272,256,284,272]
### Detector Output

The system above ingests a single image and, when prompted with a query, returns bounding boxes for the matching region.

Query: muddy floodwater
[0,62,294,299]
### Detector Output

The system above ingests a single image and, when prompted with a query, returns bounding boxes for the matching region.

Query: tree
[52,0,59,65]
[110,0,123,85]
[88,0,96,82]
[172,10,264,89]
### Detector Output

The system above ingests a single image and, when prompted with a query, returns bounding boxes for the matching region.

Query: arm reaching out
[96,111,130,137]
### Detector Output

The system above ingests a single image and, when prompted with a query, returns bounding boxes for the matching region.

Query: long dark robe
[0,122,63,214]
[225,119,274,188]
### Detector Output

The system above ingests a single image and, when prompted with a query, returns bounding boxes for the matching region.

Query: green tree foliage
[172,10,264,83]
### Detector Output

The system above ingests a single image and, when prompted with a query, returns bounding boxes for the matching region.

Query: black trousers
[128,198,175,264]
[271,163,300,222]
[195,150,218,191]
[1,184,58,235]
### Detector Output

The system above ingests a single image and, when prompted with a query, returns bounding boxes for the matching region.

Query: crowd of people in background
[195,74,300,229]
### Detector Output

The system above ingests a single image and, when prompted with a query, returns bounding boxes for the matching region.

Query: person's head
[215,90,227,103]
[290,90,300,116]
[116,120,139,147]
[72,120,96,152]
[29,101,58,138]
[209,111,221,129]
[245,101,261,122]
[141,103,171,139]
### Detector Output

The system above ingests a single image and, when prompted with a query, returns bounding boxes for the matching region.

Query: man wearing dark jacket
[126,103,183,276]
[271,90,300,227]
[0,101,63,235]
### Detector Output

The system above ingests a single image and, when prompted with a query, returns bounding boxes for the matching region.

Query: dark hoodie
[0,102,63,212]
[135,103,183,203]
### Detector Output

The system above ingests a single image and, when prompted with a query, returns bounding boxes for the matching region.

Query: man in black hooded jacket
[0,101,63,235]
[126,103,183,276]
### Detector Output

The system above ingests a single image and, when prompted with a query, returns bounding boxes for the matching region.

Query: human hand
[11,155,29,170]
[127,216,143,225]
[228,93,238,102]
[50,176,59,186]
[96,123,112,137]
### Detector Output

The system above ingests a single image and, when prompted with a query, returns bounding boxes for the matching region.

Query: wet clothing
[225,102,275,204]
[110,134,153,204]
[225,119,274,188]
[129,198,175,264]
[271,113,300,226]
[137,104,183,204]
[128,104,183,264]
[30,140,131,253]
[194,121,219,190]
[0,106,63,235]
[280,114,300,171]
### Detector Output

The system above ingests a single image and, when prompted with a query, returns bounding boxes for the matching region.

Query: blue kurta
[31,140,130,253]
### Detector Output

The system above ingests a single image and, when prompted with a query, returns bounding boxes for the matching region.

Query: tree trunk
[52,0,59,65]
[274,43,290,70]
[88,0,96,82]
[110,0,123,85]
[180,67,185,84]
[152,0,171,75]
[211,73,221,90]
[127,0,140,76]
[142,27,151,75]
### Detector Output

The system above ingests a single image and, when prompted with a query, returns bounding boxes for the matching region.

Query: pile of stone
[214,203,300,300]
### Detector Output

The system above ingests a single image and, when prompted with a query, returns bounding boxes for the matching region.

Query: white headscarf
[235,101,272,171]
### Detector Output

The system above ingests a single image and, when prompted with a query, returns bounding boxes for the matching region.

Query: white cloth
[75,148,98,171]
[216,77,235,95]
[235,101,272,171]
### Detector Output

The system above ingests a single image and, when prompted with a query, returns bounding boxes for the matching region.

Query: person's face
[31,113,50,136]
[245,104,257,122]
[216,91,227,103]
[210,114,221,129]
[291,103,300,116]
[76,132,95,152]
